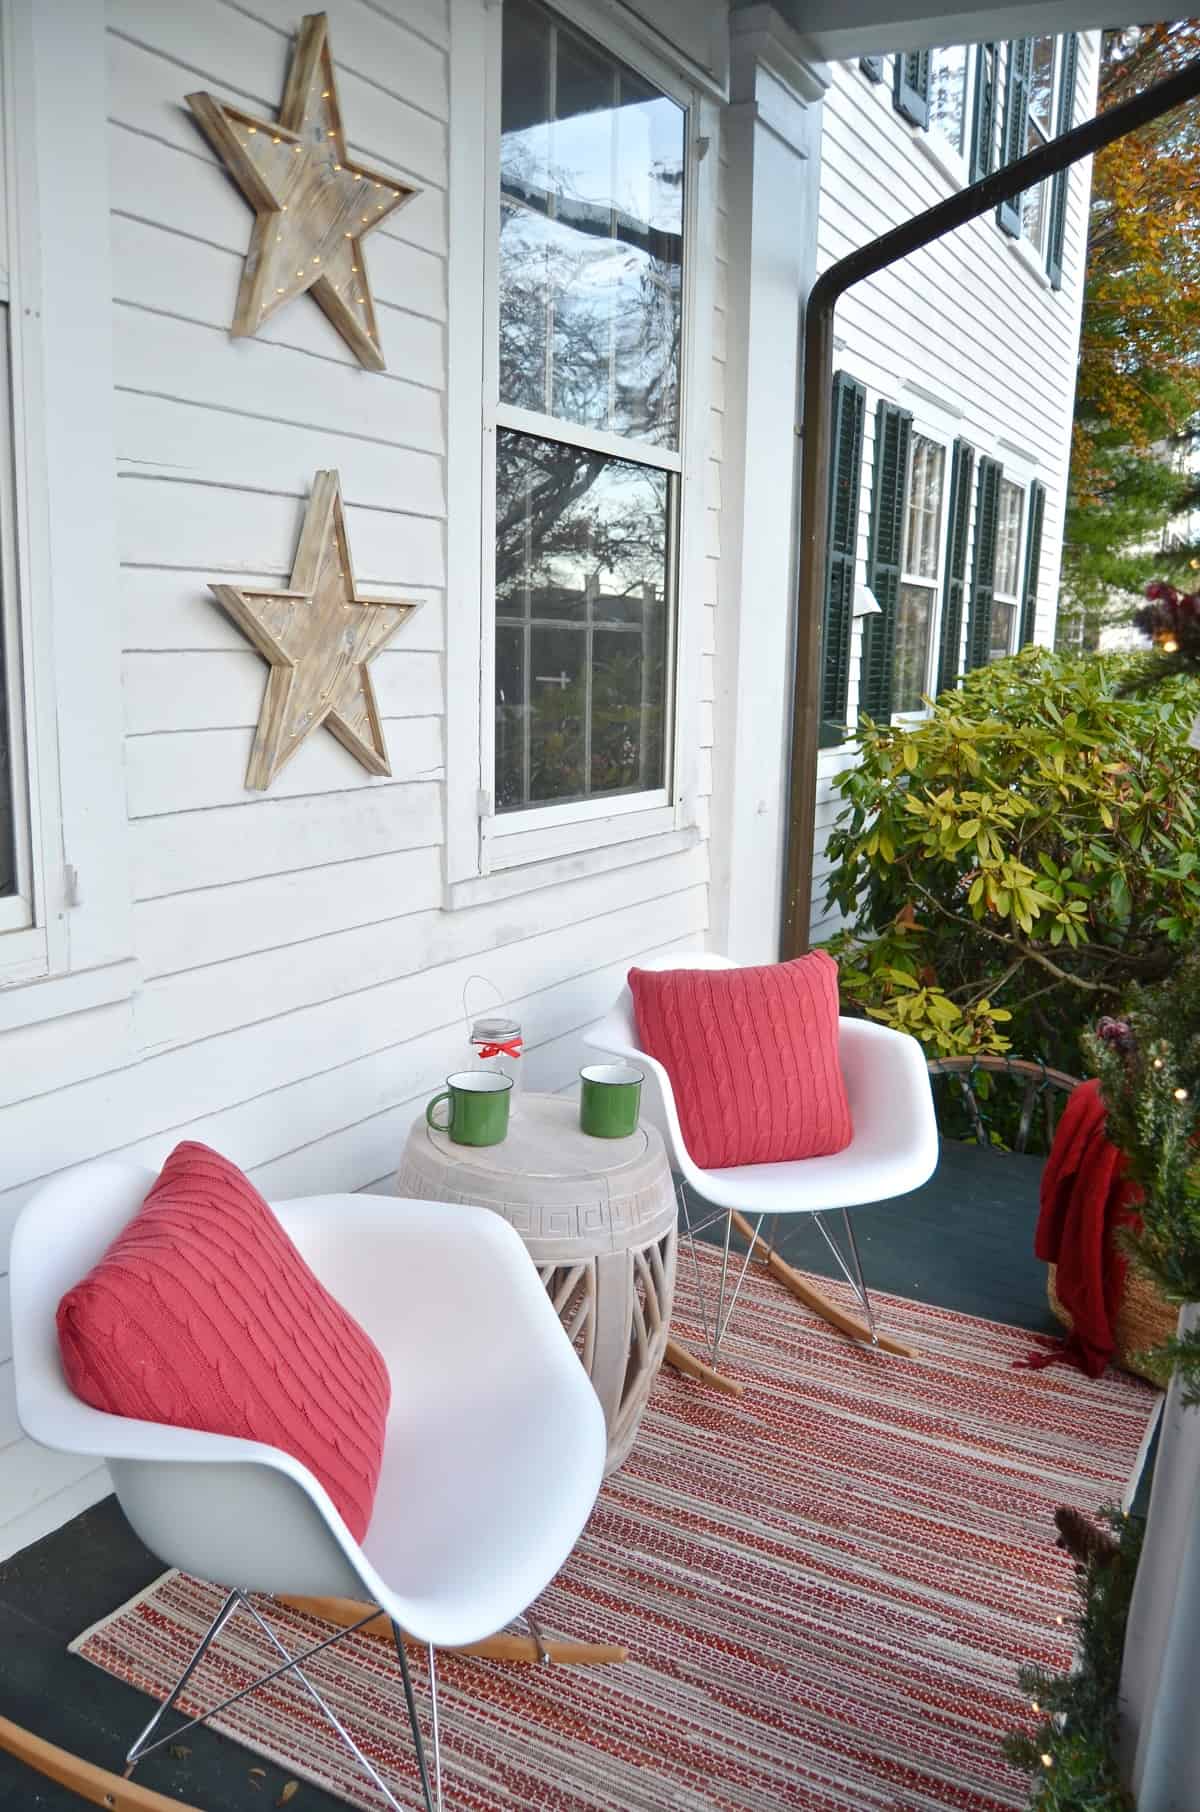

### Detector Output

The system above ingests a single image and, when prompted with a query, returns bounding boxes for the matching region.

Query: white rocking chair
[584,953,939,1363]
[10,1159,606,1812]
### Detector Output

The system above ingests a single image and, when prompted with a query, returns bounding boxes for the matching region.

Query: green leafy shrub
[821,646,1200,1072]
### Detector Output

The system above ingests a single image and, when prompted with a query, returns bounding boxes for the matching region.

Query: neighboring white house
[0,0,1102,1561]
[808,34,1099,939]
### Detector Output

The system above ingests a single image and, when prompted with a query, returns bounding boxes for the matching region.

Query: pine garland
[1004,1507,1143,1811]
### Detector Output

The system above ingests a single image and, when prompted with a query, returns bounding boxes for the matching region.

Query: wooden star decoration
[208,470,421,790]
[186,12,419,371]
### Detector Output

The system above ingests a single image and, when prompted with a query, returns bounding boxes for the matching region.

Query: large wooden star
[209,470,421,790]
[186,13,419,371]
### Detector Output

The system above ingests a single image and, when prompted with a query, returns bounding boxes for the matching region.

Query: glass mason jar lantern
[468,1016,523,1100]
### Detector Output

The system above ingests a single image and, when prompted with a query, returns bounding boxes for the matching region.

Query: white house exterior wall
[808,39,1099,941]
[0,0,721,1556]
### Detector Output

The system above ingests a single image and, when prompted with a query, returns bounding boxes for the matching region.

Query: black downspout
[782,53,1200,959]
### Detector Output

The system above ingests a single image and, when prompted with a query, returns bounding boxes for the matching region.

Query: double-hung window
[894,435,947,713]
[1019,37,1057,249]
[491,0,685,823]
[989,478,1025,658]
[928,48,970,156]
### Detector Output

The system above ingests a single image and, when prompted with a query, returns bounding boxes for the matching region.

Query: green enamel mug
[579,1062,644,1138]
[426,1070,513,1146]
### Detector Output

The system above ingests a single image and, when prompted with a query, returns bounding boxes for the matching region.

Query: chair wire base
[677,1188,878,1362]
[123,1588,442,1812]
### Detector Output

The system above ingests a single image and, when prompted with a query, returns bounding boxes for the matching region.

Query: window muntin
[929,46,969,154]
[1020,37,1056,248]
[991,477,1024,659]
[494,0,685,817]
[895,434,946,713]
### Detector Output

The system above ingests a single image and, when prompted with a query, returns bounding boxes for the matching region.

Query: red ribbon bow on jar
[476,1036,523,1060]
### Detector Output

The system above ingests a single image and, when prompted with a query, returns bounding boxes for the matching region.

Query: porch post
[709,8,828,963]
[1119,1306,1200,1810]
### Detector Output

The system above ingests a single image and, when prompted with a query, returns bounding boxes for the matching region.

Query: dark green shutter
[1046,36,1079,288]
[861,400,912,723]
[820,373,867,747]
[969,44,997,181]
[936,440,975,693]
[966,456,1003,670]
[893,51,931,128]
[860,55,884,82]
[997,38,1033,236]
[1019,479,1046,645]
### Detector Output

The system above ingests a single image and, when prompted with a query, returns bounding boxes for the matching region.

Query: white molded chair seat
[584,952,938,1359]
[11,1161,607,1810]
[584,952,938,1215]
[11,1161,605,1648]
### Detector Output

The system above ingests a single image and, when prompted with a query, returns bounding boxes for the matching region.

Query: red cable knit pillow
[57,1142,391,1542]
[629,953,853,1169]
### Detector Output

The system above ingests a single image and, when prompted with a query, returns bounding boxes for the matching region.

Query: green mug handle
[426,1090,452,1131]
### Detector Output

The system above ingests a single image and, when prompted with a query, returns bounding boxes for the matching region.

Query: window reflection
[498,0,685,448]
[495,429,670,810]
[929,46,968,153]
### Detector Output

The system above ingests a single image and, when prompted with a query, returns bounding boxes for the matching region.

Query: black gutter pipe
[782,52,1200,959]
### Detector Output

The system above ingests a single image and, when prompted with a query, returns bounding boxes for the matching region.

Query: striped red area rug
[71,1255,1158,1812]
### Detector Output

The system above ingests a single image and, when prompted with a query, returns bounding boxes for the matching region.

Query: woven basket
[1047,1262,1176,1386]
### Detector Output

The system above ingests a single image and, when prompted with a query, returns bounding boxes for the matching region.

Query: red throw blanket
[1020,1079,1143,1378]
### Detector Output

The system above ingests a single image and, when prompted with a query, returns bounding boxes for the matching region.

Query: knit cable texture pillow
[629,953,853,1170]
[57,1142,391,1542]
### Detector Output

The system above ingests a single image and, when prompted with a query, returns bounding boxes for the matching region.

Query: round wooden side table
[396,1092,678,1474]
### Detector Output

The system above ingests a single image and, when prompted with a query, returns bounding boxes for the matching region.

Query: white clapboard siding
[113,308,444,453]
[808,43,1098,935]
[110,216,446,387]
[121,569,444,656]
[126,719,444,819]
[122,649,444,735]
[116,394,447,522]
[118,481,444,592]
[0,0,719,1559]
[130,780,444,898]
[107,0,447,184]
[136,846,446,979]
[108,128,447,323]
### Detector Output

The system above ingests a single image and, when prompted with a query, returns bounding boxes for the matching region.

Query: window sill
[0,955,139,1035]
[1003,229,1053,291]
[912,127,968,191]
[445,822,702,912]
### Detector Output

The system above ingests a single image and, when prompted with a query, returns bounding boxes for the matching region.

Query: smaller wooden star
[209,470,421,790]
[187,12,419,370]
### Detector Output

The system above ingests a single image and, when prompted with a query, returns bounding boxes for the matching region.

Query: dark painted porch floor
[0,1142,1058,1809]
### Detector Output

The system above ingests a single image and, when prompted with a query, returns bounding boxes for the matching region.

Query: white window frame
[923,45,974,178]
[443,0,714,906]
[0,0,133,1019]
[1019,35,1060,255]
[891,424,952,722]
[990,475,1026,661]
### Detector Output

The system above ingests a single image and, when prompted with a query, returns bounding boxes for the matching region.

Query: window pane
[904,436,945,581]
[895,583,934,713]
[498,0,685,448]
[1021,176,1047,248]
[990,598,1016,661]
[1027,37,1056,134]
[996,479,1024,597]
[495,428,670,811]
[929,46,968,152]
